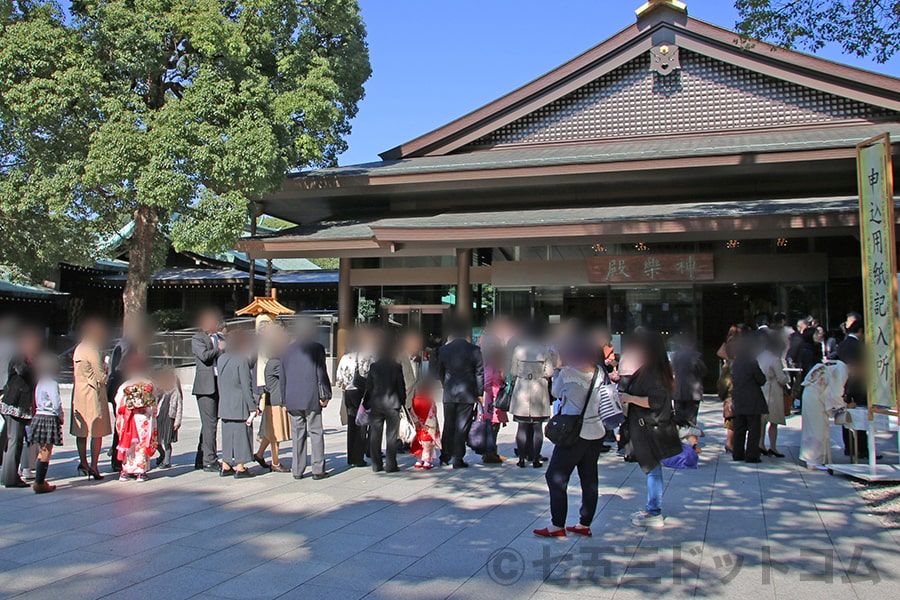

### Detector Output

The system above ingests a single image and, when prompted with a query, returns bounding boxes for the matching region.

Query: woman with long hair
[620,330,680,529]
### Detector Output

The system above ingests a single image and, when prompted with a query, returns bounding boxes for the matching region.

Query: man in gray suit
[397,331,423,409]
[280,323,332,480]
[192,308,225,471]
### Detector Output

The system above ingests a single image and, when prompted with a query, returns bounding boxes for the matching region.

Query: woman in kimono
[114,354,158,482]
[799,361,848,470]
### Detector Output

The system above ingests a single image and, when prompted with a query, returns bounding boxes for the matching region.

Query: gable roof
[380,5,900,160]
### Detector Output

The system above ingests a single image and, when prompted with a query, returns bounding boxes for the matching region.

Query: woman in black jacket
[0,327,43,488]
[730,335,768,463]
[364,333,406,473]
[620,331,680,529]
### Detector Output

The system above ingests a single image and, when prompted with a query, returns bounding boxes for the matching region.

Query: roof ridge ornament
[636,0,688,19]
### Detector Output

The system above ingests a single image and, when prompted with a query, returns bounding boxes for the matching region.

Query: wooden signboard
[586,253,714,284]
[856,133,900,414]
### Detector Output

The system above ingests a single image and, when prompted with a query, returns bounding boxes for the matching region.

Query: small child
[29,353,64,494]
[153,368,183,468]
[410,379,441,469]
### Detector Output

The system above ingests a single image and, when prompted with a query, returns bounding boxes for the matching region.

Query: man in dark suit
[280,323,332,480]
[192,308,225,471]
[437,321,484,468]
[837,314,869,458]
[671,333,707,427]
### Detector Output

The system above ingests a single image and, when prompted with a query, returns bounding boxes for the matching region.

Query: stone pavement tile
[306,551,417,592]
[315,499,394,522]
[164,505,260,532]
[277,583,368,600]
[369,574,463,600]
[0,530,111,565]
[336,507,423,539]
[98,566,233,600]
[276,515,351,541]
[203,557,333,600]
[80,524,195,556]
[288,531,382,563]
[369,525,462,557]
[186,537,295,575]
[76,508,178,536]
[0,549,118,596]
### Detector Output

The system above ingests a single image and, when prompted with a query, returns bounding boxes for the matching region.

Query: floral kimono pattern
[115,378,159,475]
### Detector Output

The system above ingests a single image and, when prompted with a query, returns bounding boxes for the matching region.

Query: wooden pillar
[337,257,352,359]
[456,248,473,326]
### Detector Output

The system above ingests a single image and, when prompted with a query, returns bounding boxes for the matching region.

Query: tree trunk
[122,203,158,327]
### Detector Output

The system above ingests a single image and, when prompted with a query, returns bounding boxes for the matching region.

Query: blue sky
[338,0,900,166]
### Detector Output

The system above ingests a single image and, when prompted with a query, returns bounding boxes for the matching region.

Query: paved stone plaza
[1,389,899,600]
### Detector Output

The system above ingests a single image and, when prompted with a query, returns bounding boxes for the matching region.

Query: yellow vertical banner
[857,134,899,413]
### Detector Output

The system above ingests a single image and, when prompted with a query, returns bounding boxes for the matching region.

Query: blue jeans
[645,463,663,516]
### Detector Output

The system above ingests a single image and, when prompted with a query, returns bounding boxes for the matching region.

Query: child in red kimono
[410,380,441,469]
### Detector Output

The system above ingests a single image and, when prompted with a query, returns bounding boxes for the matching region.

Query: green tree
[735,0,900,63]
[0,0,370,322]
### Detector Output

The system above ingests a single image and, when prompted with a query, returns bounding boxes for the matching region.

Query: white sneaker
[631,511,665,528]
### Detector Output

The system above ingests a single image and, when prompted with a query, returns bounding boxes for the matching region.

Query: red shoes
[533,527,567,538]
[565,525,592,537]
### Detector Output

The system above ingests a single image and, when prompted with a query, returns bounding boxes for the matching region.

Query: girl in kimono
[800,361,848,470]
[115,355,158,481]
[410,378,441,469]
[153,368,183,468]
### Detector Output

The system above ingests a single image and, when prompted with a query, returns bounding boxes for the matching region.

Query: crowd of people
[716,311,869,470]
[0,306,874,534]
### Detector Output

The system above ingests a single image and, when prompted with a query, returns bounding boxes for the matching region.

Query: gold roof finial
[636,0,688,18]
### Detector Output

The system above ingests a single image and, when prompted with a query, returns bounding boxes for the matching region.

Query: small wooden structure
[235,288,295,318]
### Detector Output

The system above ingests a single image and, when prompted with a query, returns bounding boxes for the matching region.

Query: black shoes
[452,460,469,469]
[252,455,272,472]
[234,469,255,479]
[3,479,29,488]
[312,472,330,480]
[203,464,220,473]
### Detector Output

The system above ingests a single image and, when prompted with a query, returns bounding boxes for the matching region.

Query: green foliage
[150,307,191,331]
[307,257,339,269]
[0,0,370,282]
[735,0,900,63]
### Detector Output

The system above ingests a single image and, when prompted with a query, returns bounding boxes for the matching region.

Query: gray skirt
[221,419,253,465]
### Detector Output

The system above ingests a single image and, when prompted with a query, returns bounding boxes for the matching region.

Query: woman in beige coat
[71,318,111,480]
[509,339,554,468]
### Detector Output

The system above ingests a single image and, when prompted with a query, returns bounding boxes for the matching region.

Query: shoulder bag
[493,371,514,413]
[545,366,600,448]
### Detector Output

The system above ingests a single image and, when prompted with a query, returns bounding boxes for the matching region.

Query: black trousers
[732,413,762,461]
[195,393,219,467]
[546,437,604,528]
[344,389,368,466]
[675,399,701,426]
[1,416,26,486]
[516,421,544,462]
[440,402,475,464]
[369,408,400,472]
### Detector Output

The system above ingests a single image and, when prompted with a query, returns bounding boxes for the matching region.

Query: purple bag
[661,443,699,470]
[355,404,371,427]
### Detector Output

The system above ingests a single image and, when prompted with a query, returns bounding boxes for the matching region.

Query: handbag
[782,386,793,416]
[467,402,491,455]
[545,366,601,448]
[355,404,371,427]
[493,372,513,413]
[639,407,684,461]
[595,369,624,429]
[399,406,417,444]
